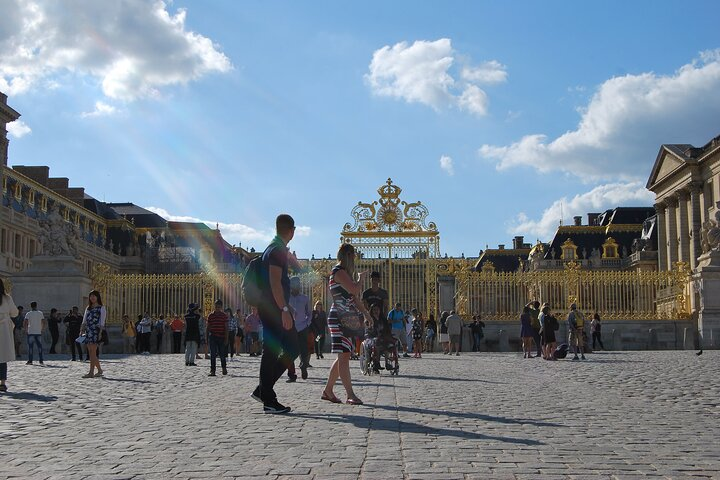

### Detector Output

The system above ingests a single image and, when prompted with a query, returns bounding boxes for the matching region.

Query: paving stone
[0,351,718,479]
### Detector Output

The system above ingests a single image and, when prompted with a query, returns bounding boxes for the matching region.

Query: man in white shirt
[23,301,46,365]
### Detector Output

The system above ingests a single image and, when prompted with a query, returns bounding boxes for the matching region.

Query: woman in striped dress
[322,243,371,405]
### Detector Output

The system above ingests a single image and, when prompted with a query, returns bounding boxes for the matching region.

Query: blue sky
[2,0,720,258]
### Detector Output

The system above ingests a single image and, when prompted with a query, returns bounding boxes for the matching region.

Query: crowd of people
[0,213,608,402]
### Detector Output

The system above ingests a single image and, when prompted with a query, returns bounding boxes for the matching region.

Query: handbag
[338,310,365,338]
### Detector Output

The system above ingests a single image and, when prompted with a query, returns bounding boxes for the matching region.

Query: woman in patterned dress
[80,290,106,378]
[322,243,371,405]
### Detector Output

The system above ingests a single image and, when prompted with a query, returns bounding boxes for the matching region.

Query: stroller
[359,320,400,376]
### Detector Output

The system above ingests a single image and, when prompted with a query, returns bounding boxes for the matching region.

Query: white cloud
[6,119,31,138]
[365,38,506,116]
[81,101,116,118]
[508,182,654,240]
[0,0,231,101]
[144,207,311,249]
[461,60,508,84]
[439,155,455,176]
[480,49,720,181]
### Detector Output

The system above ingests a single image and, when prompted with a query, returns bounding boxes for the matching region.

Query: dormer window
[602,237,619,258]
[560,239,578,260]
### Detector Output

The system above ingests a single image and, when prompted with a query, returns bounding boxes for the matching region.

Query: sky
[2,0,720,259]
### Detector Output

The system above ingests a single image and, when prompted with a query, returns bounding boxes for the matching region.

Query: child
[411,312,424,358]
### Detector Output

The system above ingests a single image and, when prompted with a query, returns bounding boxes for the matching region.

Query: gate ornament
[343,178,438,234]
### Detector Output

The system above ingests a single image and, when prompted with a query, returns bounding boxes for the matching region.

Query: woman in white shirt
[80,290,106,378]
[0,279,19,392]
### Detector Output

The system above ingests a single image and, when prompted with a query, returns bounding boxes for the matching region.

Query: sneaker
[581,355,586,360]
[26,361,32,365]
[251,386,263,403]
[572,356,579,361]
[300,367,308,380]
[263,401,291,414]
[455,353,460,356]
[403,353,410,358]
[39,361,44,365]
[286,376,297,383]
[209,372,216,377]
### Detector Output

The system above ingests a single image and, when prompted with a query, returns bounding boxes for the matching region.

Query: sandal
[321,391,342,404]
[346,397,364,405]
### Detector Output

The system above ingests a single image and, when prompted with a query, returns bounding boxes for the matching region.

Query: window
[14,233,21,258]
[560,239,578,260]
[602,237,620,258]
[0,228,6,253]
[28,239,35,257]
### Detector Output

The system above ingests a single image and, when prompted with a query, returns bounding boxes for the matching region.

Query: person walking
[154,315,167,354]
[80,290,106,378]
[48,308,61,354]
[520,306,534,358]
[322,242,369,405]
[411,311,424,358]
[121,314,136,354]
[24,302,46,365]
[206,300,229,376]
[0,279,19,392]
[527,301,542,357]
[287,277,312,382]
[137,313,152,355]
[226,309,237,360]
[424,314,436,353]
[184,303,201,366]
[234,309,245,356]
[539,304,558,360]
[251,214,300,414]
[245,307,261,356]
[470,315,486,352]
[311,301,327,359]
[438,311,450,354]
[388,303,409,358]
[567,303,586,360]
[446,310,464,356]
[169,313,184,354]
[590,313,605,351]
[12,305,24,359]
[64,307,84,361]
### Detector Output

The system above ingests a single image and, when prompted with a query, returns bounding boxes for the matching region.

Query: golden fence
[458,261,692,321]
[91,260,692,325]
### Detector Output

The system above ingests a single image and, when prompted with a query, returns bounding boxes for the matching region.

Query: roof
[475,248,531,272]
[106,203,168,228]
[647,134,720,189]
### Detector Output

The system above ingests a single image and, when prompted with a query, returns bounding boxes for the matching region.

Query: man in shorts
[567,303,586,360]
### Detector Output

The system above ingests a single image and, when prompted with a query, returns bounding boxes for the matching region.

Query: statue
[37,203,79,258]
[700,203,720,253]
[529,248,543,271]
[590,248,601,261]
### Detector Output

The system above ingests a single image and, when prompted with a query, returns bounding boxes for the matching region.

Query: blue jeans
[27,334,43,363]
[208,335,227,373]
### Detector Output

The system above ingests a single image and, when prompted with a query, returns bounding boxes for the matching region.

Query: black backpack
[241,254,265,306]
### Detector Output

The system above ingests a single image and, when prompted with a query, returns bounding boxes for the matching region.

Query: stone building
[646,134,720,270]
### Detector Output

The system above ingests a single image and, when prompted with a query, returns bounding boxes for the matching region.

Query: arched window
[602,237,619,258]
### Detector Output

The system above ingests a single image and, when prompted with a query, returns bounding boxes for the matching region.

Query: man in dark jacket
[63,307,83,361]
[184,304,201,366]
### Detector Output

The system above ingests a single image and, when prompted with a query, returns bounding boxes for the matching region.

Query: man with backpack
[247,214,299,414]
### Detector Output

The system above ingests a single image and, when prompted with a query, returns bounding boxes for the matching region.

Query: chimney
[498,244,505,250]
[513,236,524,249]
[588,213,600,225]
[573,216,582,226]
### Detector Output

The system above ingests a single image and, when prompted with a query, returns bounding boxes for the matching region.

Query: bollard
[611,328,622,351]
[498,329,510,352]
[648,328,658,350]
[683,328,696,350]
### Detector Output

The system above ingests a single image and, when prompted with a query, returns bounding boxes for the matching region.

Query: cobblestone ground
[0,350,718,480]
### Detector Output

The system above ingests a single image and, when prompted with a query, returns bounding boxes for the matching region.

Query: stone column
[688,182,703,269]
[676,190,691,267]
[655,202,668,271]
[665,196,679,267]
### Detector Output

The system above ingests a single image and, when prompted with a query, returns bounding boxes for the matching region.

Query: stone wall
[454,319,697,352]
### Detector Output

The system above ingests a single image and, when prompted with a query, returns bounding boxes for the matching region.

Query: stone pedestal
[693,250,720,349]
[11,255,92,313]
